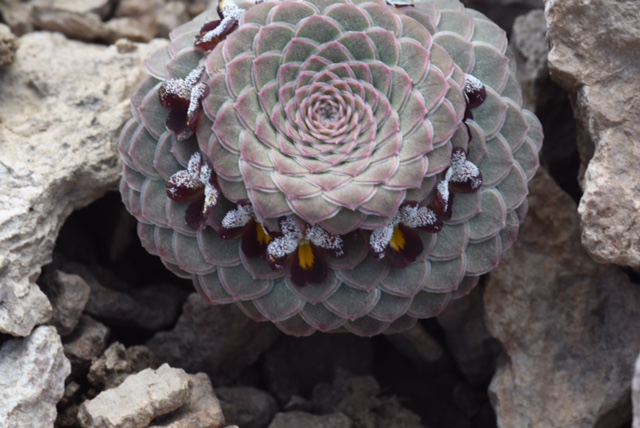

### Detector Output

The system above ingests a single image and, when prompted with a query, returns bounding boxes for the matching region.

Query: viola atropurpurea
[119,0,543,336]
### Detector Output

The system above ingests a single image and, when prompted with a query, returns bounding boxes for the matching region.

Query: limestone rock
[437,285,500,386]
[485,169,640,427]
[0,326,71,427]
[39,270,91,336]
[311,375,424,428]
[0,24,18,67]
[217,386,278,428]
[78,364,191,428]
[63,315,110,378]
[88,342,156,390]
[546,0,640,268]
[150,373,226,428]
[268,412,353,428]
[147,293,280,385]
[0,32,166,336]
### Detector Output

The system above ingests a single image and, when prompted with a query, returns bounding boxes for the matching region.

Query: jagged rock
[263,334,373,405]
[547,0,640,268]
[268,412,352,428]
[64,262,186,330]
[39,270,91,336]
[63,315,110,378]
[150,373,226,428]
[147,293,280,385]
[88,342,156,390]
[485,169,640,427]
[0,24,18,67]
[0,326,70,427]
[78,364,191,428]
[437,285,500,386]
[311,374,424,428]
[384,323,446,372]
[217,386,279,428]
[0,32,166,336]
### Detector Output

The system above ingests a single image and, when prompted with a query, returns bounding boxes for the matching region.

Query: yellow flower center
[389,225,406,252]
[257,222,272,246]
[298,241,315,270]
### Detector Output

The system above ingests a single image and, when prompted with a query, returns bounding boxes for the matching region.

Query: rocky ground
[1,0,640,427]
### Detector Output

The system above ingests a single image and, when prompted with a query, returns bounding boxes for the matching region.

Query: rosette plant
[118,0,543,336]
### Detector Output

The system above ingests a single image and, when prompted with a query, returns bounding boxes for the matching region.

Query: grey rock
[0,0,34,35]
[39,270,91,336]
[147,293,280,385]
[633,353,640,428]
[64,262,186,330]
[311,374,424,428]
[263,334,372,405]
[547,0,640,268]
[88,342,156,390]
[150,372,226,428]
[63,315,110,377]
[437,285,500,386]
[384,323,446,371]
[217,386,278,428]
[0,32,166,336]
[268,412,352,428]
[485,169,640,427]
[0,326,71,427]
[78,364,191,428]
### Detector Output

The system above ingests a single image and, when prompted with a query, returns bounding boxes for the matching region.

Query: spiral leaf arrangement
[118,0,543,336]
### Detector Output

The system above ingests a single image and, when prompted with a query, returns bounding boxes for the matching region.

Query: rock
[156,1,191,38]
[88,342,156,390]
[39,270,91,336]
[633,353,640,427]
[217,386,279,428]
[103,17,157,44]
[0,326,70,427]
[437,285,500,386]
[64,262,186,330]
[384,323,446,372]
[150,373,226,428]
[268,412,352,428]
[78,364,191,428]
[0,0,34,35]
[147,293,280,385]
[484,169,640,427]
[263,334,372,405]
[311,374,424,428]
[0,32,166,337]
[32,7,107,42]
[546,0,640,268]
[63,315,110,378]
[39,0,115,19]
[0,24,18,67]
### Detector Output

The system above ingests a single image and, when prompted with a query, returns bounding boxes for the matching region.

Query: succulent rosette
[118,0,543,336]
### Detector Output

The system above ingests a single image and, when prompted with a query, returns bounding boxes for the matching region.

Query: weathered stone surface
[633,353,640,427]
[217,386,278,428]
[269,412,352,428]
[311,375,424,428]
[485,169,640,427]
[88,342,156,390]
[63,315,110,377]
[384,323,446,371]
[546,0,640,268]
[39,270,91,336]
[263,334,373,405]
[150,373,226,428]
[64,262,186,330]
[147,293,280,385]
[0,33,166,336]
[78,364,191,428]
[0,326,70,427]
[0,24,18,67]
[437,285,500,386]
